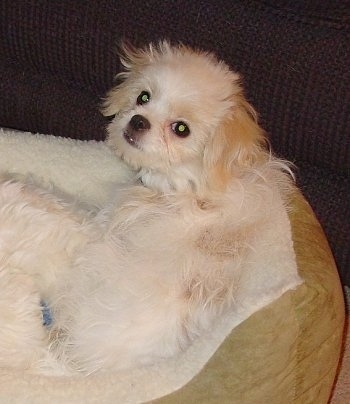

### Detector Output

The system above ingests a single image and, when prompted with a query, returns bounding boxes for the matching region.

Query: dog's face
[103,42,265,194]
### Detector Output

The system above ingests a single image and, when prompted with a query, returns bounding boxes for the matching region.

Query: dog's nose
[129,115,151,131]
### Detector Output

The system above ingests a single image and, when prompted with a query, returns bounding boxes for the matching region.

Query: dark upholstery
[0,0,349,284]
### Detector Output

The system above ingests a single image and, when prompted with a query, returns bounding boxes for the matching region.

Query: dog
[0,42,294,375]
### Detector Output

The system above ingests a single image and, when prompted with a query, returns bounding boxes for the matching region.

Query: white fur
[0,42,300,375]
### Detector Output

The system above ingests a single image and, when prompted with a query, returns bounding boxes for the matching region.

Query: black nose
[129,114,151,131]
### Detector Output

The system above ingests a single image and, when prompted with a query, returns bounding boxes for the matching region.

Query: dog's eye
[137,91,151,105]
[171,121,190,138]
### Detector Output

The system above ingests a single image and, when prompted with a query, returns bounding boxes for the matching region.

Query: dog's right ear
[101,42,158,118]
[101,82,130,118]
[100,42,140,117]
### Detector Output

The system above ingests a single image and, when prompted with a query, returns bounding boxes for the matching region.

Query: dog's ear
[101,83,131,118]
[101,42,153,117]
[203,94,267,191]
[102,41,174,117]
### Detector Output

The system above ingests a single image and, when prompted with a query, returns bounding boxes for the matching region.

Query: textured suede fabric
[153,192,345,403]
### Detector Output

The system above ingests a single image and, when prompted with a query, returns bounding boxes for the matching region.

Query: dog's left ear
[203,94,267,190]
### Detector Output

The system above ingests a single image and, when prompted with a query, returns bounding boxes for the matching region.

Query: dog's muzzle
[124,114,151,148]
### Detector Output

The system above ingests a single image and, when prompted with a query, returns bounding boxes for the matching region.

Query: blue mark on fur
[41,301,53,327]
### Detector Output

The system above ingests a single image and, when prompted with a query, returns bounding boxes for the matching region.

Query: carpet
[331,287,350,403]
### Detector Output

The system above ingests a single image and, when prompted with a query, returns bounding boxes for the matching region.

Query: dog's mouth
[123,131,140,149]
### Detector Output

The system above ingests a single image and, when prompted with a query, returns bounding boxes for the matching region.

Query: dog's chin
[112,135,148,172]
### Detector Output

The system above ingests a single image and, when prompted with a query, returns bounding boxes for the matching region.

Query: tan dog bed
[0,129,344,403]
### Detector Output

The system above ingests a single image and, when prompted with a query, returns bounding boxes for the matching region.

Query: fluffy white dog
[0,42,294,375]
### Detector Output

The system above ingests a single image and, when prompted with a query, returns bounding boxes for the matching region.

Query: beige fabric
[331,310,350,403]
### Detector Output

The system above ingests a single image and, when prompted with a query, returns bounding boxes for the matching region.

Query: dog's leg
[0,269,48,370]
[0,179,97,372]
[0,179,96,296]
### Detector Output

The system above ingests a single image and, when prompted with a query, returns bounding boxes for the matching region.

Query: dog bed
[0,129,344,403]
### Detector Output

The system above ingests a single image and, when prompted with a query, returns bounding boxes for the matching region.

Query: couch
[0,0,349,286]
[0,1,347,402]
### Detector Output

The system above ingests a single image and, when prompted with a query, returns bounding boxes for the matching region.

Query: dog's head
[103,42,266,194]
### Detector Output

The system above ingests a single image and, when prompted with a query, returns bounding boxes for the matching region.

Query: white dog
[0,42,294,375]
